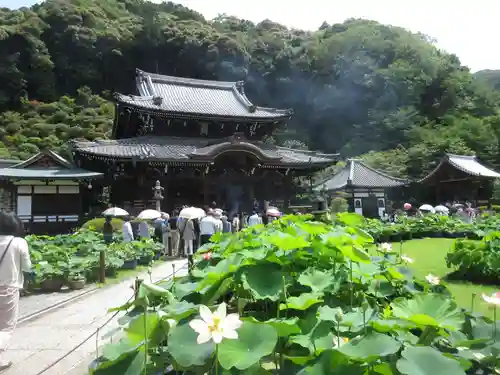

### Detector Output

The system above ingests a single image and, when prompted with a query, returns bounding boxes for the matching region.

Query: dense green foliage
[2,0,500,176]
[360,213,500,242]
[90,214,500,374]
[446,231,500,284]
[27,229,163,291]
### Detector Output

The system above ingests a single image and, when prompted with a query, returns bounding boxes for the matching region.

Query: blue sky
[2,0,497,72]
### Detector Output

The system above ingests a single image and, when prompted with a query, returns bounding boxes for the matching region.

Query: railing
[34,262,189,375]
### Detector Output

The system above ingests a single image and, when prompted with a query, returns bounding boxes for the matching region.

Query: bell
[311,196,328,214]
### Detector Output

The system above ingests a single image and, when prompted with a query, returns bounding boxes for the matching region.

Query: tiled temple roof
[319,159,409,190]
[70,136,338,169]
[419,154,500,183]
[115,69,293,120]
[0,151,102,180]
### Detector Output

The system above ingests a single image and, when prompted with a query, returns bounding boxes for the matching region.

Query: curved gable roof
[320,159,408,190]
[419,154,500,183]
[115,69,293,120]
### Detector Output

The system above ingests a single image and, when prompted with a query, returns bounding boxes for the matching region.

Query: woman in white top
[122,216,134,242]
[0,211,32,371]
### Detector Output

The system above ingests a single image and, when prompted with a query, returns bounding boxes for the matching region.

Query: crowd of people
[108,202,277,268]
[382,201,479,223]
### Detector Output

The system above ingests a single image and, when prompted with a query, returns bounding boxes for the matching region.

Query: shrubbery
[446,231,500,284]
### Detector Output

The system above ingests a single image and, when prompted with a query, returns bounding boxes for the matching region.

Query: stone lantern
[152,180,164,211]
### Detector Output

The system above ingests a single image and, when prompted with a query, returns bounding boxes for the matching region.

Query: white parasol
[434,205,449,213]
[102,207,129,217]
[266,206,281,218]
[419,204,435,213]
[179,206,205,220]
[137,209,162,220]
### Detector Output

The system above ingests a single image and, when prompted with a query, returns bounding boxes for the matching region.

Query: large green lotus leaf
[101,339,142,361]
[352,262,380,278]
[195,254,244,287]
[163,301,198,321]
[240,264,284,301]
[396,346,466,375]
[471,317,500,341]
[284,356,314,365]
[317,306,343,323]
[317,306,376,333]
[297,350,364,375]
[138,282,174,303]
[125,311,165,346]
[263,232,309,251]
[338,332,401,360]
[280,292,323,311]
[370,318,416,333]
[387,267,406,280]
[290,321,335,354]
[298,268,336,293]
[350,227,374,245]
[218,322,278,370]
[239,247,269,261]
[244,316,301,337]
[200,276,233,306]
[296,221,330,236]
[172,281,198,300]
[371,363,395,375]
[90,348,145,375]
[337,212,365,227]
[338,245,371,263]
[368,279,396,297]
[390,293,464,331]
[168,323,215,367]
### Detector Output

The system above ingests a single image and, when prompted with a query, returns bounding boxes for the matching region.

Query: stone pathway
[3,259,188,375]
[19,286,96,322]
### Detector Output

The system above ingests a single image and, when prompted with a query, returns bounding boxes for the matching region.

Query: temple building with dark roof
[418,154,500,205]
[68,69,338,216]
[318,159,409,218]
[0,150,102,234]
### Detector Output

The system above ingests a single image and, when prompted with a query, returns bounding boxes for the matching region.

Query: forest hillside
[1,0,500,178]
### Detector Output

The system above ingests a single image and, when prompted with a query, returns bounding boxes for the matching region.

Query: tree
[0,0,498,179]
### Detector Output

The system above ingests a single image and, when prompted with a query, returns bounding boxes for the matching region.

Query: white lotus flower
[482,292,500,306]
[425,274,440,285]
[189,302,242,344]
[379,243,392,252]
[401,255,414,264]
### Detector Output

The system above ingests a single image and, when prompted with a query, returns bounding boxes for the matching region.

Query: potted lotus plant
[66,270,86,290]
[36,262,65,292]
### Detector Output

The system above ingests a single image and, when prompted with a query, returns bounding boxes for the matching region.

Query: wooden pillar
[202,174,209,206]
[283,174,292,213]
[163,179,169,213]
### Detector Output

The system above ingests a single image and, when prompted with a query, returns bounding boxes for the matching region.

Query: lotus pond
[89,213,500,375]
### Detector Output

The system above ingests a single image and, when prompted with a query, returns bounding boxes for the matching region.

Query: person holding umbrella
[103,216,113,244]
[122,216,134,243]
